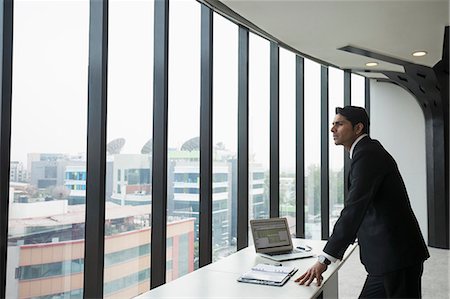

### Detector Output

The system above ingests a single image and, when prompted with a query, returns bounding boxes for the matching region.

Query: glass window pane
[105,0,154,297]
[249,33,270,224]
[351,73,365,108]
[304,59,321,240]
[167,0,200,279]
[212,13,238,262]
[7,1,89,298]
[328,68,344,233]
[279,48,296,233]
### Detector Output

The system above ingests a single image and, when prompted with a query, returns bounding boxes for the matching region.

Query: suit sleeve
[323,148,388,259]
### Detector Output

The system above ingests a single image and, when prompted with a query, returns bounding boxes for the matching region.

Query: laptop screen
[251,218,292,250]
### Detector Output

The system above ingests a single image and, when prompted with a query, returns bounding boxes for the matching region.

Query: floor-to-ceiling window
[279,48,296,233]
[104,0,154,297]
[304,58,321,240]
[351,73,366,108]
[6,1,89,298]
[167,0,201,278]
[248,33,270,223]
[212,12,239,262]
[328,67,344,233]
[0,1,353,295]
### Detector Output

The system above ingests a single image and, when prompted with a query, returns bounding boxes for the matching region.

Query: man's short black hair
[335,106,370,134]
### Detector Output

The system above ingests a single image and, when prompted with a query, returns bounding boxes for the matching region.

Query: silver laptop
[250,218,314,262]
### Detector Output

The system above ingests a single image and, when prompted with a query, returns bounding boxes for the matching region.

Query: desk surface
[136,239,357,299]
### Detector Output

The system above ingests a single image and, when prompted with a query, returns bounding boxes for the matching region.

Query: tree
[305,165,344,218]
[305,164,321,217]
[51,185,70,199]
[25,185,38,197]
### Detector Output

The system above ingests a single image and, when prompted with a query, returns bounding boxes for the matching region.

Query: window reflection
[167,0,200,277]
[249,33,270,223]
[105,0,154,297]
[304,59,321,240]
[7,1,89,298]
[212,13,238,261]
[279,48,296,234]
[329,67,344,233]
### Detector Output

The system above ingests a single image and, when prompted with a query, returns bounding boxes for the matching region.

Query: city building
[6,196,194,299]
[64,165,86,205]
[10,161,27,183]
[29,153,84,191]
[110,154,152,206]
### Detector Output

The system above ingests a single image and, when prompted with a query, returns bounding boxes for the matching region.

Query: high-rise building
[10,161,27,183]
[29,153,83,190]
[110,154,152,206]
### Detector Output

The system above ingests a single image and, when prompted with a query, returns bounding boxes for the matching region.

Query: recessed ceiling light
[365,62,378,67]
[412,51,427,57]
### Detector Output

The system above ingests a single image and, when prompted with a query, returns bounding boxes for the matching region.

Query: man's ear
[355,123,364,135]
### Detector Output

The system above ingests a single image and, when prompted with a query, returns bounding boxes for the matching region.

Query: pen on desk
[265,262,282,266]
[296,245,312,251]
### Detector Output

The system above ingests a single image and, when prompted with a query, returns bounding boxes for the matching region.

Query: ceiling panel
[219,0,449,77]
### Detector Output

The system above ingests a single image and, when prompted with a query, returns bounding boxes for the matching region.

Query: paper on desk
[240,269,287,283]
[239,263,297,283]
[251,264,296,274]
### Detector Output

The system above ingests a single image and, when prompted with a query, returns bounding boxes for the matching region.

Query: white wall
[369,80,428,243]
[9,200,68,219]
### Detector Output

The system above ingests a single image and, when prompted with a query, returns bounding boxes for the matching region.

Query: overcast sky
[9,0,365,172]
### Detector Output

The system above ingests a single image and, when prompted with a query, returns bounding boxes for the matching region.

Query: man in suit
[295,106,429,298]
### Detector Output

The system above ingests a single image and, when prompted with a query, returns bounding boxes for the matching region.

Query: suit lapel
[347,136,371,192]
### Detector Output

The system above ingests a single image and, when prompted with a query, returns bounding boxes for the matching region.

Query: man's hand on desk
[294,261,328,286]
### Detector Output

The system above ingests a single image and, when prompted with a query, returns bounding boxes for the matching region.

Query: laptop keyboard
[266,248,302,256]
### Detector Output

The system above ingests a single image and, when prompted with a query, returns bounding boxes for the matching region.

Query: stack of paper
[237,263,298,286]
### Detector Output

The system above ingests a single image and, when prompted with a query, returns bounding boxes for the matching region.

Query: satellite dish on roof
[181,136,199,151]
[107,138,125,155]
[141,139,153,154]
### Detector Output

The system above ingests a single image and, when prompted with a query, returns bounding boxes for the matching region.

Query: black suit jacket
[324,136,429,275]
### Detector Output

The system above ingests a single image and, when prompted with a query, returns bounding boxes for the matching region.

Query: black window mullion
[84,0,108,297]
[343,70,351,199]
[199,4,213,267]
[151,0,169,289]
[295,56,305,238]
[269,42,279,218]
[0,1,13,297]
[320,65,329,240]
[343,70,351,106]
[237,26,249,251]
[365,78,371,134]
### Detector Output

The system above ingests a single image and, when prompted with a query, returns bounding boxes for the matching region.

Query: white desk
[136,239,358,299]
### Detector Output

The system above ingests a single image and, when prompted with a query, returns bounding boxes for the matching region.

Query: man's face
[330,114,361,150]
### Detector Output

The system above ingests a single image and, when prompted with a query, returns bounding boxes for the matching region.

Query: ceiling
[217,0,449,78]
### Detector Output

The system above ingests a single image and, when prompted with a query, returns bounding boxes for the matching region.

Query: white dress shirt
[349,134,368,159]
